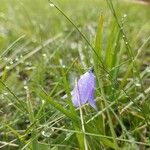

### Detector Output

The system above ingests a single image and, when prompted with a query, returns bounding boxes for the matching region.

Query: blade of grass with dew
[0,33,62,78]
[105,0,150,127]
[105,19,116,70]
[0,39,31,71]
[106,0,146,95]
[104,22,120,100]
[60,66,85,150]
[3,123,26,149]
[111,33,123,81]
[33,57,78,121]
[93,14,103,98]
[99,81,120,150]
[108,28,122,101]
[94,14,103,71]
[0,34,26,58]
[0,79,27,113]
[93,14,103,99]
[109,105,137,147]
[35,88,79,123]
[121,35,150,88]
[93,14,109,143]
[93,15,119,149]
[26,87,39,150]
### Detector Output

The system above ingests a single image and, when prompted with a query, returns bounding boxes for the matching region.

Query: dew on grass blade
[49,3,55,7]
[146,67,150,73]
[0,94,4,100]
[3,92,8,95]
[64,132,73,141]
[42,53,47,57]
[41,130,51,138]
[9,59,14,65]
[24,86,28,90]
[62,65,66,68]
[123,14,127,18]
[3,57,8,61]
[135,78,141,87]
[135,83,141,87]
[70,42,78,49]
[5,66,10,70]
[15,57,19,62]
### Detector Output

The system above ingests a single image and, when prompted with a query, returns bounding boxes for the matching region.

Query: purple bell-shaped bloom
[71,71,96,109]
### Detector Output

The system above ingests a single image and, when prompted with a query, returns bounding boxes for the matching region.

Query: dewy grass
[0,0,150,149]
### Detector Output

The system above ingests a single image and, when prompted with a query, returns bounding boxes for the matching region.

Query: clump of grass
[0,0,150,149]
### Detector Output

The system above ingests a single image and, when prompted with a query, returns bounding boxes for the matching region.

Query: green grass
[0,0,150,149]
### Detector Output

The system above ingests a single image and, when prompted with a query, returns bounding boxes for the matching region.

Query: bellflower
[71,71,96,109]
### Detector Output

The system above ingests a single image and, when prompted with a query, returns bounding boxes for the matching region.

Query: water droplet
[135,83,141,87]
[125,95,129,98]
[23,80,27,85]
[120,27,123,31]
[41,130,51,138]
[0,12,5,18]
[3,92,8,95]
[3,57,8,61]
[49,3,55,7]
[135,78,141,87]
[42,53,47,57]
[24,86,28,90]
[62,65,66,68]
[25,61,32,66]
[5,66,10,70]
[42,99,45,104]
[59,59,63,65]
[125,42,128,45]
[64,132,72,141]
[123,14,127,18]
[136,108,141,112]
[8,103,13,106]
[106,74,109,77]
[15,57,19,61]
[9,59,14,65]
[71,42,77,49]
[111,87,115,90]
[0,94,4,99]
[146,67,150,73]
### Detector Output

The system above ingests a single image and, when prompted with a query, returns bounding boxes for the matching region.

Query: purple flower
[71,71,96,109]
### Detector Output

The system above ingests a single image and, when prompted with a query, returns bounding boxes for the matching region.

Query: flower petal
[71,71,95,108]
[88,89,97,110]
